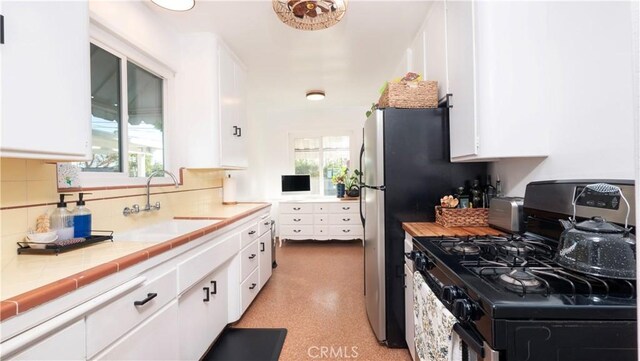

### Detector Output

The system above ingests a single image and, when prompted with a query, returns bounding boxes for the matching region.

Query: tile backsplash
[0,158,224,266]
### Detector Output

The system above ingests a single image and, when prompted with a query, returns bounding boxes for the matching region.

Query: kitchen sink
[114,219,221,243]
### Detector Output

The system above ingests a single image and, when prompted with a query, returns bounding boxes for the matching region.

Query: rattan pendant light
[272,0,347,31]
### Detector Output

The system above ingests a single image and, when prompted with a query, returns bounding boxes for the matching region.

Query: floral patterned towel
[413,271,463,361]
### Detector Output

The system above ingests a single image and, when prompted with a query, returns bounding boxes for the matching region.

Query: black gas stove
[410,180,637,361]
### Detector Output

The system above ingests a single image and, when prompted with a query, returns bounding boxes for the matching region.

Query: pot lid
[574,216,626,234]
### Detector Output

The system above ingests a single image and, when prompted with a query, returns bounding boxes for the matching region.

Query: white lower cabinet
[279,200,362,242]
[241,268,260,313]
[179,266,229,361]
[12,320,85,361]
[404,233,416,361]
[258,232,272,289]
[91,301,179,361]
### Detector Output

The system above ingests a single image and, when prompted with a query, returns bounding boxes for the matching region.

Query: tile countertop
[402,222,505,238]
[0,202,270,322]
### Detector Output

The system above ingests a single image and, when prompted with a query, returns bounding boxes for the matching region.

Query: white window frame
[78,20,176,188]
[288,130,355,197]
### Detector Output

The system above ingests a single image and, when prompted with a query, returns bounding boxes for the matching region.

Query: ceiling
[147,1,432,111]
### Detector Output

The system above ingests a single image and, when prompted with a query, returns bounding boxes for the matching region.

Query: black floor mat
[202,328,287,361]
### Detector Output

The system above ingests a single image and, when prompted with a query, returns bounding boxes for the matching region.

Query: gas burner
[498,269,544,293]
[452,242,481,255]
[501,241,532,256]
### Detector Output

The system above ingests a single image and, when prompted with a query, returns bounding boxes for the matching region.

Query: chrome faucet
[143,170,179,212]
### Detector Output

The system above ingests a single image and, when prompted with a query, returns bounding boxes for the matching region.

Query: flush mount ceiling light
[306,90,325,101]
[273,0,347,31]
[151,0,195,11]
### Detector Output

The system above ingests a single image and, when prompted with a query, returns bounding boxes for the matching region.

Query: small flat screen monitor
[281,175,311,193]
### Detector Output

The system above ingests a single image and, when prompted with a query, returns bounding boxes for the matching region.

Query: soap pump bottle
[73,192,92,238]
[50,194,74,241]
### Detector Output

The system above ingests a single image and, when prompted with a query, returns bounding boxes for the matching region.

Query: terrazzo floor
[233,240,412,361]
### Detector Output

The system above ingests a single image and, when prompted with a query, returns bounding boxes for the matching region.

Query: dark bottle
[470,179,482,208]
[484,175,497,207]
[456,186,470,209]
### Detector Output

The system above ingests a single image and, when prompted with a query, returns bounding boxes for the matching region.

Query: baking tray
[17,230,114,255]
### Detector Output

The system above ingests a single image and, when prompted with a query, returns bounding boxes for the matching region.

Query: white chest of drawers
[278,200,363,245]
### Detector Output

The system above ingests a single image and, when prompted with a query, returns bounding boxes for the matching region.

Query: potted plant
[331,166,348,198]
[345,169,362,197]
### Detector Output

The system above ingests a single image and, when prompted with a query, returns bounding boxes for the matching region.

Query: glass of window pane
[127,62,164,177]
[83,44,122,173]
[322,136,350,196]
[294,138,321,195]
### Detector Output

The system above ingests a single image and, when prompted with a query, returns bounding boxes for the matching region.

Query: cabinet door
[1,1,90,160]
[445,0,478,158]
[13,320,85,361]
[218,46,247,168]
[179,266,229,361]
[92,301,179,361]
[258,232,272,289]
[404,263,416,361]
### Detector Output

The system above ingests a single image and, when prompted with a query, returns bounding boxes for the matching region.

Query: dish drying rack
[17,231,114,255]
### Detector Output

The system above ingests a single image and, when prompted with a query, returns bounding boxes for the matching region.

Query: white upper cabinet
[1,1,91,160]
[444,1,550,161]
[171,34,247,169]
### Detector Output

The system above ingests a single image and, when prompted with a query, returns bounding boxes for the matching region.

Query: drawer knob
[264,222,270,226]
[134,292,158,307]
[249,283,257,290]
[342,229,351,233]
[342,207,350,210]
[343,218,350,222]
[293,229,301,233]
[249,254,257,259]
[248,230,256,235]
[293,207,301,211]
[293,218,301,222]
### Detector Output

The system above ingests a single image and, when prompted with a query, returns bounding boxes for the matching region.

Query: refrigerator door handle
[359,142,365,227]
[363,185,386,191]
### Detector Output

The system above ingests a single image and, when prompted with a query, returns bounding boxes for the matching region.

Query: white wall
[235,105,367,202]
[490,2,636,196]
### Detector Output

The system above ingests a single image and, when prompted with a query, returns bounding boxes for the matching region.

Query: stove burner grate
[452,242,481,255]
[498,269,546,294]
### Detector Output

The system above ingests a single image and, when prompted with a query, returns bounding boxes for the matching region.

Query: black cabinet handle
[237,127,242,137]
[134,292,157,307]
[342,207,350,210]
[233,126,238,136]
[248,230,256,235]
[0,15,4,45]
[293,229,301,233]
[249,254,256,259]
[210,281,217,295]
[264,222,270,226]
[260,242,265,252]
[293,218,301,222]
[293,207,301,211]
[342,229,351,233]
[203,287,210,302]
[249,283,257,290]
[343,218,351,222]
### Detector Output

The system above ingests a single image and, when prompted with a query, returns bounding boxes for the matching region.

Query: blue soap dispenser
[73,192,92,238]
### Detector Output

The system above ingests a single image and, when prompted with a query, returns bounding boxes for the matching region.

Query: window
[293,135,350,196]
[80,42,165,178]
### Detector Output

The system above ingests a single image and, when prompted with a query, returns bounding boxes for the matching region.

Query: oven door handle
[453,323,485,358]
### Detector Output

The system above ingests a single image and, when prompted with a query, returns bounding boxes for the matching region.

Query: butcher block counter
[402,222,505,237]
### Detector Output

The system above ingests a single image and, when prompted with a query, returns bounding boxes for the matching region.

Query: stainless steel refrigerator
[359,108,486,347]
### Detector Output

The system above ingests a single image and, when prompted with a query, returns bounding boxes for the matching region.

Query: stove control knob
[453,299,477,321]
[415,254,434,272]
[441,286,463,303]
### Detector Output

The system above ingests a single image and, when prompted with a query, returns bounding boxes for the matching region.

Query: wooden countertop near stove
[402,222,505,238]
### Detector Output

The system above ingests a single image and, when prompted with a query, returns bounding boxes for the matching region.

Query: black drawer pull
[342,218,351,221]
[342,207,350,210]
[293,218,301,222]
[210,281,217,295]
[134,292,158,307]
[203,287,210,302]
[264,222,270,226]
[248,230,256,235]
[260,242,265,252]
[249,253,257,259]
[342,229,351,233]
[293,229,301,233]
[249,283,257,290]
[293,207,301,211]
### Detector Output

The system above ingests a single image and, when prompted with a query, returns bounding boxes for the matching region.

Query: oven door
[413,270,500,361]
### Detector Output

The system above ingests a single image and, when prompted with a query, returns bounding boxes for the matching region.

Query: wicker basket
[378,81,438,109]
[435,206,489,227]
